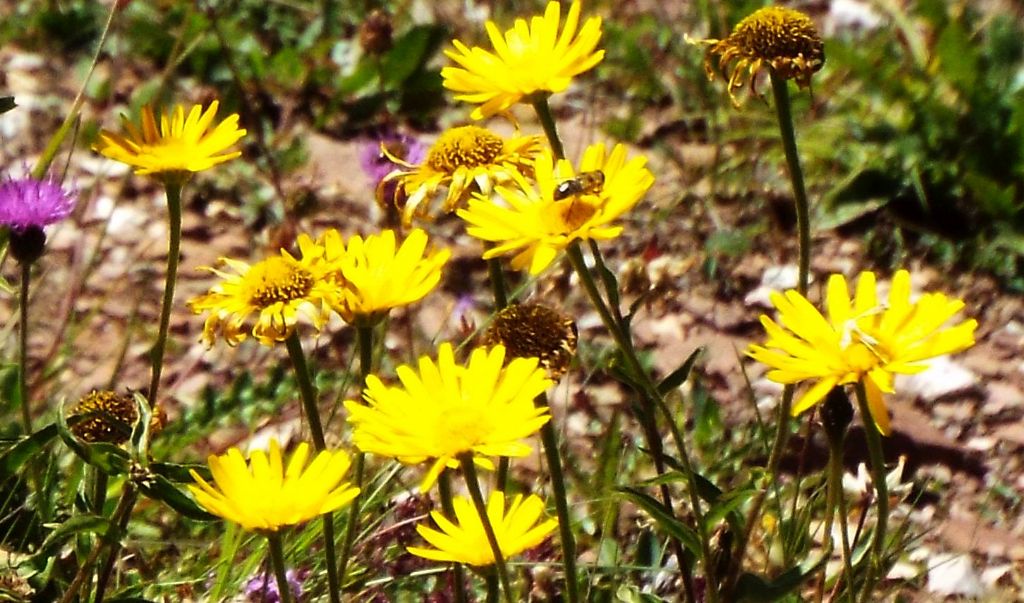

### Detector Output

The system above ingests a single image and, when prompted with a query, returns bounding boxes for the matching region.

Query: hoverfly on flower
[553,170,605,201]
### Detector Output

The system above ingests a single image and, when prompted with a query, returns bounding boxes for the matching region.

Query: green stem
[487,258,509,310]
[460,454,513,603]
[18,261,31,434]
[283,332,340,603]
[854,382,889,601]
[89,467,108,515]
[438,471,468,603]
[71,484,137,603]
[530,94,565,160]
[768,70,811,296]
[484,570,500,603]
[565,242,703,602]
[147,181,184,406]
[266,532,294,603]
[816,437,845,603]
[537,394,579,603]
[337,324,374,589]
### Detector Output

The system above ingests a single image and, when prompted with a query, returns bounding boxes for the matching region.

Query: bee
[553,170,605,201]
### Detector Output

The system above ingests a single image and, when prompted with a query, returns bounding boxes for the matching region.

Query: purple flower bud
[243,568,305,602]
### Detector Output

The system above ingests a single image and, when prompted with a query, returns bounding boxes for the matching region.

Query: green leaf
[0,423,60,480]
[617,487,701,556]
[129,393,154,468]
[657,347,703,395]
[0,97,15,114]
[136,473,217,521]
[150,461,210,483]
[32,514,111,562]
[381,25,446,88]
[734,561,821,602]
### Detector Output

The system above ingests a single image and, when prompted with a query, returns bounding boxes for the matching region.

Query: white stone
[926,554,985,598]
[743,264,799,308]
[895,356,977,400]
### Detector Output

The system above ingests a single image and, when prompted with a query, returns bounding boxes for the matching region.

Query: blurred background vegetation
[3,0,1022,285]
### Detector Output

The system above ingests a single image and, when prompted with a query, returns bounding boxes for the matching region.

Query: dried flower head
[68,390,139,445]
[359,9,394,55]
[696,6,824,106]
[484,303,577,378]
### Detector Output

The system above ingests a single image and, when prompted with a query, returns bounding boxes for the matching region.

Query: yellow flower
[408,491,557,566]
[747,270,977,434]
[94,101,246,178]
[188,439,359,532]
[693,6,824,106]
[380,125,543,226]
[188,240,340,347]
[344,343,552,491]
[442,0,604,120]
[458,143,653,275]
[303,228,450,325]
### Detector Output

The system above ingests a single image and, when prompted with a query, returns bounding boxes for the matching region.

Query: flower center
[733,7,824,63]
[436,405,489,452]
[555,196,600,231]
[426,126,504,173]
[247,256,315,308]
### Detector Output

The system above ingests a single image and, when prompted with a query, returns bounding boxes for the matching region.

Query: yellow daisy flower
[747,270,977,434]
[93,101,247,178]
[408,491,557,566]
[344,343,552,491]
[188,241,340,347]
[458,142,654,275]
[302,228,450,325]
[380,125,543,226]
[693,6,824,107]
[188,439,360,532]
[442,0,605,120]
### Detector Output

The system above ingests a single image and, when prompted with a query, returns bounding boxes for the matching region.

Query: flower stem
[488,256,510,492]
[147,181,184,406]
[854,381,889,600]
[816,434,850,603]
[530,94,565,160]
[459,453,513,603]
[65,483,137,603]
[266,532,294,603]
[565,241,705,603]
[17,261,32,434]
[438,471,468,603]
[537,393,580,603]
[283,331,340,603]
[337,324,374,590]
[768,70,811,295]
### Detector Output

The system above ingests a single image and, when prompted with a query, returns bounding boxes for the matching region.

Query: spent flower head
[302,228,450,325]
[485,303,577,378]
[694,6,824,106]
[442,0,604,119]
[93,101,246,181]
[747,270,977,434]
[408,491,557,566]
[379,125,542,226]
[188,239,341,347]
[188,439,359,532]
[459,143,654,274]
[344,343,552,491]
[68,390,138,445]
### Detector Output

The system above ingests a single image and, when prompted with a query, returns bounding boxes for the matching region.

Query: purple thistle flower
[359,131,426,189]
[243,568,305,603]
[0,175,76,232]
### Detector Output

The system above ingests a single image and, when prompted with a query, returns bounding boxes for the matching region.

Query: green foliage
[816,0,1024,285]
